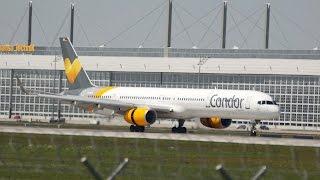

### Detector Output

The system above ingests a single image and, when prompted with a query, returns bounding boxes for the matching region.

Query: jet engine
[124,107,157,126]
[200,117,232,129]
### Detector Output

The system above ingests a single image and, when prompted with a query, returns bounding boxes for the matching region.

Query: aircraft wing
[17,77,173,113]
[37,93,173,113]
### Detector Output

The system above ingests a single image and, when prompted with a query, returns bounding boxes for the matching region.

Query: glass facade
[1,69,319,128]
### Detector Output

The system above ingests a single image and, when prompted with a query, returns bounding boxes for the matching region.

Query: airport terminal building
[1,47,320,130]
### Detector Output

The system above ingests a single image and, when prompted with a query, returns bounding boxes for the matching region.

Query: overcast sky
[0,0,319,49]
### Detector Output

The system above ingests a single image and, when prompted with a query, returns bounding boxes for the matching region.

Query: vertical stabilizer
[59,37,94,90]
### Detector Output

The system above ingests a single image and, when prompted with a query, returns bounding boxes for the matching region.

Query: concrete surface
[0,125,319,147]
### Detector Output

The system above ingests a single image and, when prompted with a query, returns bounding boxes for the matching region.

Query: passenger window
[258,101,261,105]
[262,101,266,104]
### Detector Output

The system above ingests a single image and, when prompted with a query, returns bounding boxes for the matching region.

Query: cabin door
[245,97,251,109]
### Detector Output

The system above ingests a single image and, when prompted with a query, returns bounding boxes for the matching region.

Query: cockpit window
[266,101,273,104]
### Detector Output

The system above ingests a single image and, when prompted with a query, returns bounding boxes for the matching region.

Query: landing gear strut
[249,120,257,136]
[130,125,145,132]
[172,119,187,133]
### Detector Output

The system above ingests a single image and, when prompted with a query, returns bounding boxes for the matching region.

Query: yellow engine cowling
[124,107,157,126]
[200,117,232,129]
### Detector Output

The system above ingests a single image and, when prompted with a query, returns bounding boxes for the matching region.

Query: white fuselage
[80,87,280,120]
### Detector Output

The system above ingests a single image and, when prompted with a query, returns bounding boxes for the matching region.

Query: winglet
[16,77,30,95]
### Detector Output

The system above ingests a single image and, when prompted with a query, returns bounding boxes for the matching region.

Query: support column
[8,69,14,118]
[57,70,63,121]
[51,57,58,122]
[167,0,172,48]
[164,0,172,57]
[109,72,113,86]
[160,72,163,87]
[198,66,201,88]
[70,3,75,44]
[28,1,32,45]
[265,3,271,49]
[222,1,227,49]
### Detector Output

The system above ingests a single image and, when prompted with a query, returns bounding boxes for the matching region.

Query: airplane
[17,37,280,135]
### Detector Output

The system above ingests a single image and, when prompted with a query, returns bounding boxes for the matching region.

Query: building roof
[1,54,320,76]
[3,46,320,59]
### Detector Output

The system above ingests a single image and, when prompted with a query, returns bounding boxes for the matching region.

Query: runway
[0,125,319,147]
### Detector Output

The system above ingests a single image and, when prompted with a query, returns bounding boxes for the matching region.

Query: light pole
[197,57,208,88]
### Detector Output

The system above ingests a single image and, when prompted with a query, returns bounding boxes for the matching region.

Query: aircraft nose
[274,105,281,117]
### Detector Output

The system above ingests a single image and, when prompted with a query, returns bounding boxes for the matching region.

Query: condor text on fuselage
[209,94,244,109]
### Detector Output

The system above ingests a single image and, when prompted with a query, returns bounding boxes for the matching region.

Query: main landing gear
[172,119,187,133]
[130,125,145,132]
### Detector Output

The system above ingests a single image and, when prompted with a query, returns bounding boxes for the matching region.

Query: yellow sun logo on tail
[64,58,82,84]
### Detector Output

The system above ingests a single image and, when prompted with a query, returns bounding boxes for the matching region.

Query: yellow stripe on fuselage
[94,86,115,98]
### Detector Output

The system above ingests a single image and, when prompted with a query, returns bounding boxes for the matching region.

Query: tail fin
[59,37,94,90]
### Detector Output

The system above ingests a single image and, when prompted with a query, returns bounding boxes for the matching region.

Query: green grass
[0,132,319,180]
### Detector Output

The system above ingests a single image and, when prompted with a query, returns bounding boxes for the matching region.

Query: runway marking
[0,126,319,147]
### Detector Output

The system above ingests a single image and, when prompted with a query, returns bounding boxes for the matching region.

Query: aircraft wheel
[130,125,135,132]
[137,126,145,132]
[181,127,187,133]
[172,127,187,133]
[130,125,145,132]
[176,127,187,133]
[172,127,178,133]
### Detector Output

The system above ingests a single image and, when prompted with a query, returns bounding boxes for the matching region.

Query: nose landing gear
[249,120,259,136]
[172,119,187,133]
[250,128,257,136]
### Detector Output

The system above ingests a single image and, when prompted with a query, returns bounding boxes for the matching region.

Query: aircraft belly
[94,108,114,117]
[192,108,254,120]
